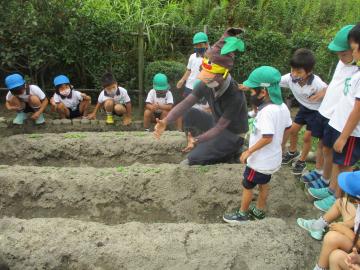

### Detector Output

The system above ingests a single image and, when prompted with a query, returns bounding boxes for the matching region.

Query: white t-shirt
[319,61,358,119]
[247,103,292,174]
[280,73,328,110]
[329,70,360,137]
[185,53,203,90]
[97,87,131,105]
[6,84,46,103]
[355,204,360,234]
[145,89,174,105]
[53,90,83,111]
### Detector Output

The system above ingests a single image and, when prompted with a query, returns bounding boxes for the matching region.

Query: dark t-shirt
[192,78,249,134]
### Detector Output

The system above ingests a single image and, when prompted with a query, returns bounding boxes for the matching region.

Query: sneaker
[144,128,150,132]
[314,195,336,212]
[35,113,45,125]
[13,112,27,125]
[292,160,306,175]
[106,114,114,125]
[223,209,252,224]
[305,178,329,189]
[301,170,322,183]
[248,205,265,220]
[282,151,300,165]
[308,187,332,200]
[296,218,324,240]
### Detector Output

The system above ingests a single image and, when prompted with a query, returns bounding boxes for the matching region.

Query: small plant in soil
[196,166,210,174]
[143,167,161,174]
[133,132,147,137]
[28,134,43,139]
[63,134,87,139]
[116,166,128,173]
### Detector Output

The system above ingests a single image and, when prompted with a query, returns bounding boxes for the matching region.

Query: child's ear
[259,88,267,98]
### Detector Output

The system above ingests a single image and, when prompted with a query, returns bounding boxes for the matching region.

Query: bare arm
[165,94,198,123]
[125,102,132,116]
[177,70,191,88]
[158,103,173,111]
[282,127,291,152]
[38,98,49,114]
[240,135,273,164]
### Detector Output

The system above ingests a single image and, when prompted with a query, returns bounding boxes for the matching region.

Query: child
[144,73,174,131]
[318,23,360,212]
[176,32,209,97]
[223,66,292,223]
[281,48,328,175]
[87,73,132,125]
[297,170,360,270]
[302,25,358,213]
[4,73,48,125]
[50,75,91,119]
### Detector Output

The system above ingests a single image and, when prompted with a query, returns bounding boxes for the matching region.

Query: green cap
[328,25,355,52]
[221,36,245,55]
[193,32,208,45]
[243,66,283,105]
[153,73,169,91]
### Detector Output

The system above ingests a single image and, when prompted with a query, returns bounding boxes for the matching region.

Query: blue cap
[5,74,25,90]
[53,75,70,87]
[338,171,360,199]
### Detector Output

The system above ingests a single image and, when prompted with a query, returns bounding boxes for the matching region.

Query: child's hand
[50,97,56,106]
[182,132,197,153]
[240,150,251,164]
[346,248,360,266]
[176,79,185,89]
[238,84,250,91]
[86,113,96,120]
[31,111,41,120]
[9,105,21,111]
[154,118,167,139]
[333,137,347,153]
[122,115,132,126]
[308,90,326,102]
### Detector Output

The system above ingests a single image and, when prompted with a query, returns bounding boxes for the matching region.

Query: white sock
[312,216,328,230]
[320,176,330,184]
[315,169,323,175]
[313,264,328,270]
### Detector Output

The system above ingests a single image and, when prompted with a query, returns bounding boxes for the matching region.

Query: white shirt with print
[53,90,83,111]
[145,89,174,105]
[6,84,46,103]
[319,61,358,119]
[97,87,131,105]
[185,53,203,90]
[247,103,292,174]
[329,70,360,137]
[280,73,328,110]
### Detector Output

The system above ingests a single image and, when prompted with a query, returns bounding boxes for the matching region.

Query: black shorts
[68,105,82,119]
[242,166,272,189]
[23,103,36,113]
[328,126,360,166]
[294,105,318,132]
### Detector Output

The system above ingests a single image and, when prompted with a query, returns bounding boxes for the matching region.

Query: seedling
[63,133,87,139]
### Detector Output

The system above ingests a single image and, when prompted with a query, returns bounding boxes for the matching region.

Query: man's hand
[31,111,41,120]
[176,79,185,89]
[238,84,250,91]
[182,132,197,153]
[333,137,347,153]
[240,149,251,164]
[154,118,167,139]
[122,115,132,126]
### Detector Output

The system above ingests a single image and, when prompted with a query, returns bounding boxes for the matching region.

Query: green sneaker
[13,112,27,125]
[314,195,336,212]
[248,205,265,219]
[296,218,324,240]
[308,187,332,200]
[223,209,253,224]
[35,113,45,125]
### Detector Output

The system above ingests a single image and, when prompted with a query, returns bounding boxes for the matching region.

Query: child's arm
[87,102,102,119]
[334,99,360,153]
[240,135,273,164]
[125,102,132,116]
[177,70,191,89]
[80,93,91,101]
[31,98,48,120]
[145,103,156,111]
[5,100,20,111]
[308,87,327,102]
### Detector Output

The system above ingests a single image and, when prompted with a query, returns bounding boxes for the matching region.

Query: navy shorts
[312,112,333,147]
[68,105,82,119]
[242,166,272,189]
[328,126,360,166]
[294,105,318,132]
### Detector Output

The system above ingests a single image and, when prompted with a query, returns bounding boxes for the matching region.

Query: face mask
[290,74,303,84]
[194,47,207,56]
[106,88,117,96]
[60,88,71,97]
[206,80,220,88]
[156,91,167,98]
[250,94,265,107]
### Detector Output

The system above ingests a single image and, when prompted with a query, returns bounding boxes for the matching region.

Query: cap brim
[154,85,169,91]
[243,79,259,89]
[338,172,355,196]
[328,42,349,52]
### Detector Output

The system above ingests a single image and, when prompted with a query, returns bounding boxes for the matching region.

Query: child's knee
[303,132,312,143]
[323,145,332,156]
[144,109,152,117]
[114,104,126,114]
[28,95,41,106]
[56,103,66,112]
[161,110,169,118]
[329,249,347,266]
[104,99,114,108]
[323,231,341,246]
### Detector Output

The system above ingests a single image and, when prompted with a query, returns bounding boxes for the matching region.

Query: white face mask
[106,87,117,96]
[60,88,71,96]
[206,81,220,88]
